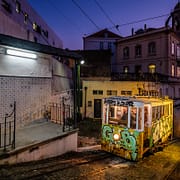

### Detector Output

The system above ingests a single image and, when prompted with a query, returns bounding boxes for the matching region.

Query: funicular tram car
[101,96,173,161]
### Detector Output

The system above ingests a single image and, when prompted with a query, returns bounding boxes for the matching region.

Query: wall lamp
[80,60,85,65]
[6,49,37,59]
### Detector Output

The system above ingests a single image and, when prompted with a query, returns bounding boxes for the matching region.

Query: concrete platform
[0,119,78,165]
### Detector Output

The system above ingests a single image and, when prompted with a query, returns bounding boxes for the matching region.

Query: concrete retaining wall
[0,130,78,165]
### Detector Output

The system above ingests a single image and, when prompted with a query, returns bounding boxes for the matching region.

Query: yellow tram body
[101,96,173,161]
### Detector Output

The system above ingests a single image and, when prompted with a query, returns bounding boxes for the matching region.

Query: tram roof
[104,96,173,106]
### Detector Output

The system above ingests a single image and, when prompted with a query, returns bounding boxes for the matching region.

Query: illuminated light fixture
[80,60,85,65]
[113,134,120,141]
[6,49,37,59]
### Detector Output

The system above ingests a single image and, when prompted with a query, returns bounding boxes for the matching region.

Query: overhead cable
[48,0,83,35]
[94,0,119,31]
[72,0,100,30]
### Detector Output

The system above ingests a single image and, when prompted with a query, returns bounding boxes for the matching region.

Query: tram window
[121,107,128,121]
[152,107,156,122]
[110,107,115,117]
[138,107,143,130]
[108,106,128,126]
[130,107,137,129]
[144,107,148,127]
[164,105,169,116]
[161,105,164,116]
[157,106,161,119]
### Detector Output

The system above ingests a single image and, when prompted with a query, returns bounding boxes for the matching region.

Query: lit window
[16,1,21,13]
[148,42,156,55]
[172,42,175,55]
[171,64,175,76]
[123,66,129,73]
[148,64,156,74]
[177,66,180,77]
[135,45,142,57]
[24,13,28,24]
[33,22,41,34]
[123,47,129,58]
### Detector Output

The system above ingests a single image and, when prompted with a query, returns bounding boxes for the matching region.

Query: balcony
[111,72,180,83]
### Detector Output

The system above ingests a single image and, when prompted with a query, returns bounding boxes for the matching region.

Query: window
[177,45,180,59]
[88,101,92,107]
[108,42,112,50]
[123,47,129,58]
[104,32,108,38]
[93,90,103,95]
[172,42,175,55]
[34,36,37,43]
[1,0,12,13]
[121,91,132,96]
[107,90,117,96]
[100,42,104,50]
[33,22,41,34]
[148,42,156,55]
[135,45,142,57]
[172,64,175,76]
[148,64,156,74]
[24,13,28,24]
[177,66,180,77]
[123,66,129,73]
[42,30,49,38]
[16,1,21,13]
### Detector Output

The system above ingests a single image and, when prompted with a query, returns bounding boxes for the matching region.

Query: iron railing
[0,101,16,151]
[45,98,74,132]
[111,72,180,83]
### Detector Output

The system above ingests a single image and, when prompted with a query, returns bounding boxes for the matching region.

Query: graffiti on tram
[102,125,142,161]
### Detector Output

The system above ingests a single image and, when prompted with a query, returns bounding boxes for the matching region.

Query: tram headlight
[113,134,120,141]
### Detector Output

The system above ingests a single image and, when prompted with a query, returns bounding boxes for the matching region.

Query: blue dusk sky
[28,0,177,50]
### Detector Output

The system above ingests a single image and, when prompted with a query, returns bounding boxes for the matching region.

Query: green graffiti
[102,125,138,160]
[121,129,137,151]
[102,125,113,142]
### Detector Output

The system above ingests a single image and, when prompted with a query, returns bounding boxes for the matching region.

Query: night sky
[28,0,177,50]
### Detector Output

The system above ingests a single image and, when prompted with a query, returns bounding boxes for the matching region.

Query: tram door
[94,99,102,118]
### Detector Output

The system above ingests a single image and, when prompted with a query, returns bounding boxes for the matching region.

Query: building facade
[0,0,63,48]
[83,28,122,72]
[81,3,180,119]
[0,0,78,129]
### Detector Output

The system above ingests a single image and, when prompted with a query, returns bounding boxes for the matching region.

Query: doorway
[94,99,102,118]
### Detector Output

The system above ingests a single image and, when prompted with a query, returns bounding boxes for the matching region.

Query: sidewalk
[15,119,64,149]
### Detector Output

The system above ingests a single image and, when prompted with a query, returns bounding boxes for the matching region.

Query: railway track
[0,139,179,179]
[0,150,121,180]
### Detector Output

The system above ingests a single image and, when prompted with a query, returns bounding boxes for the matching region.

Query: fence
[45,97,74,132]
[0,101,16,151]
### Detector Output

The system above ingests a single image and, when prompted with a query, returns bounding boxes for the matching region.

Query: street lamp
[73,59,84,128]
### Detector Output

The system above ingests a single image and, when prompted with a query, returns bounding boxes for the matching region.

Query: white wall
[0,53,51,77]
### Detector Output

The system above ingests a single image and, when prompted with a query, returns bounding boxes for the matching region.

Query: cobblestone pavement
[0,139,180,180]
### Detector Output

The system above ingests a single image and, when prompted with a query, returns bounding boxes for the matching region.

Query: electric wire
[47,0,84,35]
[94,0,119,31]
[72,0,100,30]
[116,14,169,28]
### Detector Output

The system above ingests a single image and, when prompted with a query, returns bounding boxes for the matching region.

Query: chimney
[144,24,147,31]
[131,28,134,35]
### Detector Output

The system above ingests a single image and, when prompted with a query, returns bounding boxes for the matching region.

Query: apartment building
[80,2,180,121]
